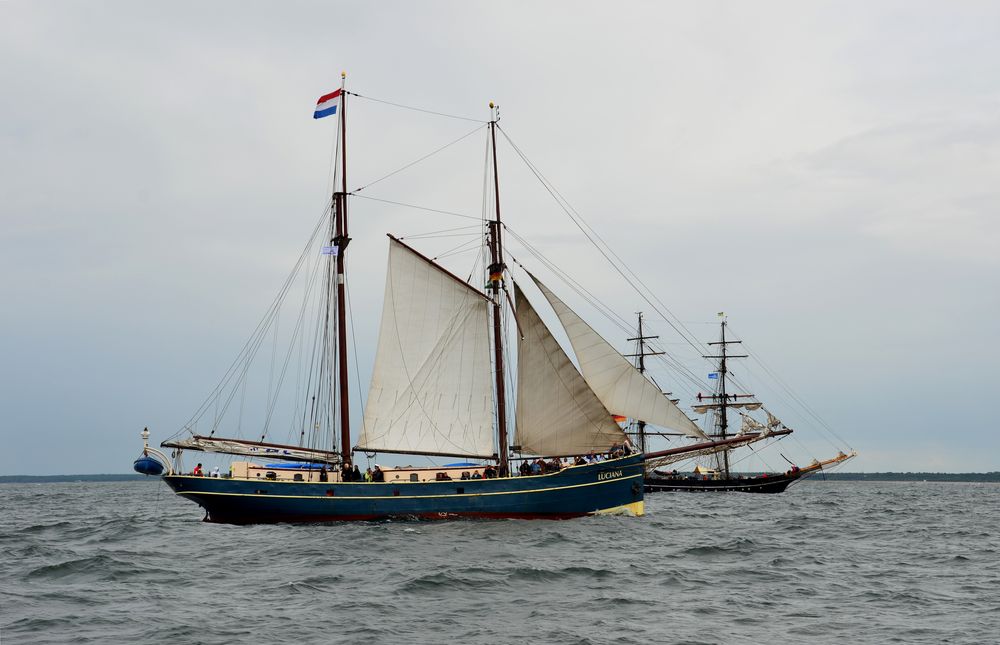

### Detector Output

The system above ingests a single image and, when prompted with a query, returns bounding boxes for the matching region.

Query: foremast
[487,104,510,476]
[703,316,752,477]
[333,72,351,466]
[624,312,665,454]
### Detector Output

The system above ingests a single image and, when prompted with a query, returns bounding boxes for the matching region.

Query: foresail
[358,238,496,458]
[514,281,627,456]
[528,273,707,440]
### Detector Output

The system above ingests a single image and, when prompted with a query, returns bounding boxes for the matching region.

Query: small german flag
[489,270,503,282]
[613,415,627,424]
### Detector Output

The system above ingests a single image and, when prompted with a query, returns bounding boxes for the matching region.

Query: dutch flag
[314,89,342,119]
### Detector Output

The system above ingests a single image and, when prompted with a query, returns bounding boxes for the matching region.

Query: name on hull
[597,470,623,481]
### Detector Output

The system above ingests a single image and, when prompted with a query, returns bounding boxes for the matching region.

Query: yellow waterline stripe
[176,472,643,501]
[590,501,644,516]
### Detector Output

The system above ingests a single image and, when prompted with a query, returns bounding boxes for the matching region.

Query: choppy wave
[1,480,998,644]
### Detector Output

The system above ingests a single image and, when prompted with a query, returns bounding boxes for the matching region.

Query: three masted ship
[635,316,855,493]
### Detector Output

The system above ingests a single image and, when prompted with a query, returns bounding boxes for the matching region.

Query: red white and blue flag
[314,89,342,119]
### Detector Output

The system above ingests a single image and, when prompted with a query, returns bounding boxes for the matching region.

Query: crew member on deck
[193,463,203,476]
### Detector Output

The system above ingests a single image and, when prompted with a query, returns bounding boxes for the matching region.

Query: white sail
[514,281,627,456]
[693,402,757,414]
[738,413,766,436]
[358,238,496,458]
[162,435,342,464]
[529,274,708,440]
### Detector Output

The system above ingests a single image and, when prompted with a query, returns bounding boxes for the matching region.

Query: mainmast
[703,317,750,477]
[333,72,351,466]
[625,312,664,454]
[487,104,509,476]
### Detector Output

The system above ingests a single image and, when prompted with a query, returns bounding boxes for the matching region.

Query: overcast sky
[2,1,998,474]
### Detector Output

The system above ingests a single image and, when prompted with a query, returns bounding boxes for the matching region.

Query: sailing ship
[134,81,746,522]
[639,317,855,493]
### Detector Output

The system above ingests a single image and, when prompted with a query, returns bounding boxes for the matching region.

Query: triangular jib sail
[528,273,707,440]
[357,238,496,458]
[513,281,627,456]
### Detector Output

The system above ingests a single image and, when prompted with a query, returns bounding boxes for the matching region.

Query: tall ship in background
[630,315,855,493]
[133,78,767,522]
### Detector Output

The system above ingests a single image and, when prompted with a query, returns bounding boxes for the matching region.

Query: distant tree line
[815,472,1000,482]
[0,474,150,483]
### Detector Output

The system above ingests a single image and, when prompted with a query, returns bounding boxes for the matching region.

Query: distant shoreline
[815,472,1000,482]
[1,472,998,484]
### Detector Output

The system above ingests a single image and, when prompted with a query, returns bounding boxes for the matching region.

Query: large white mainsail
[514,281,627,456]
[357,238,496,458]
[528,273,708,440]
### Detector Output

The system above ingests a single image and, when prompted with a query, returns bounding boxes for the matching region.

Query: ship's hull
[164,454,644,523]
[644,471,801,494]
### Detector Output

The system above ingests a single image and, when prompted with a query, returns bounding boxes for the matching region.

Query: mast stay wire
[495,126,846,446]
[504,226,706,395]
[397,224,482,239]
[261,244,334,439]
[351,194,482,221]
[352,124,486,194]
[173,204,333,439]
[496,125,710,359]
[726,323,853,452]
[497,125,850,447]
[430,236,484,262]
[327,93,846,455]
[349,91,488,124]
[497,126,719,403]
[345,270,368,456]
[288,248,326,445]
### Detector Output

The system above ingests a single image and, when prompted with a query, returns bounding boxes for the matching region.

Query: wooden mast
[334,72,351,466]
[488,104,509,476]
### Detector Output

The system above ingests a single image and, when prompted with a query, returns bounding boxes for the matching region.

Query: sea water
[1,480,997,644]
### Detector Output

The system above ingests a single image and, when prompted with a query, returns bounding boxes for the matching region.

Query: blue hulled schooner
[135,80,748,522]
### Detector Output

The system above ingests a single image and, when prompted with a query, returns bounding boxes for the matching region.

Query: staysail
[528,273,708,440]
[357,238,496,458]
[513,281,627,456]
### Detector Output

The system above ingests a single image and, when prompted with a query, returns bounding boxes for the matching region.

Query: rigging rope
[349,91,488,123]
[351,194,480,221]
[346,271,367,458]
[496,125,710,359]
[175,204,331,440]
[495,125,848,453]
[352,124,486,194]
[727,323,853,451]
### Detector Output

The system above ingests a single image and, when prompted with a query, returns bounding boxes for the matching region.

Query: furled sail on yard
[529,274,708,440]
[162,435,343,464]
[357,238,496,458]
[514,281,627,456]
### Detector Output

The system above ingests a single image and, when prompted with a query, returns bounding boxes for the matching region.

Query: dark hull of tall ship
[163,454,644,523]
[644,471,802,494]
